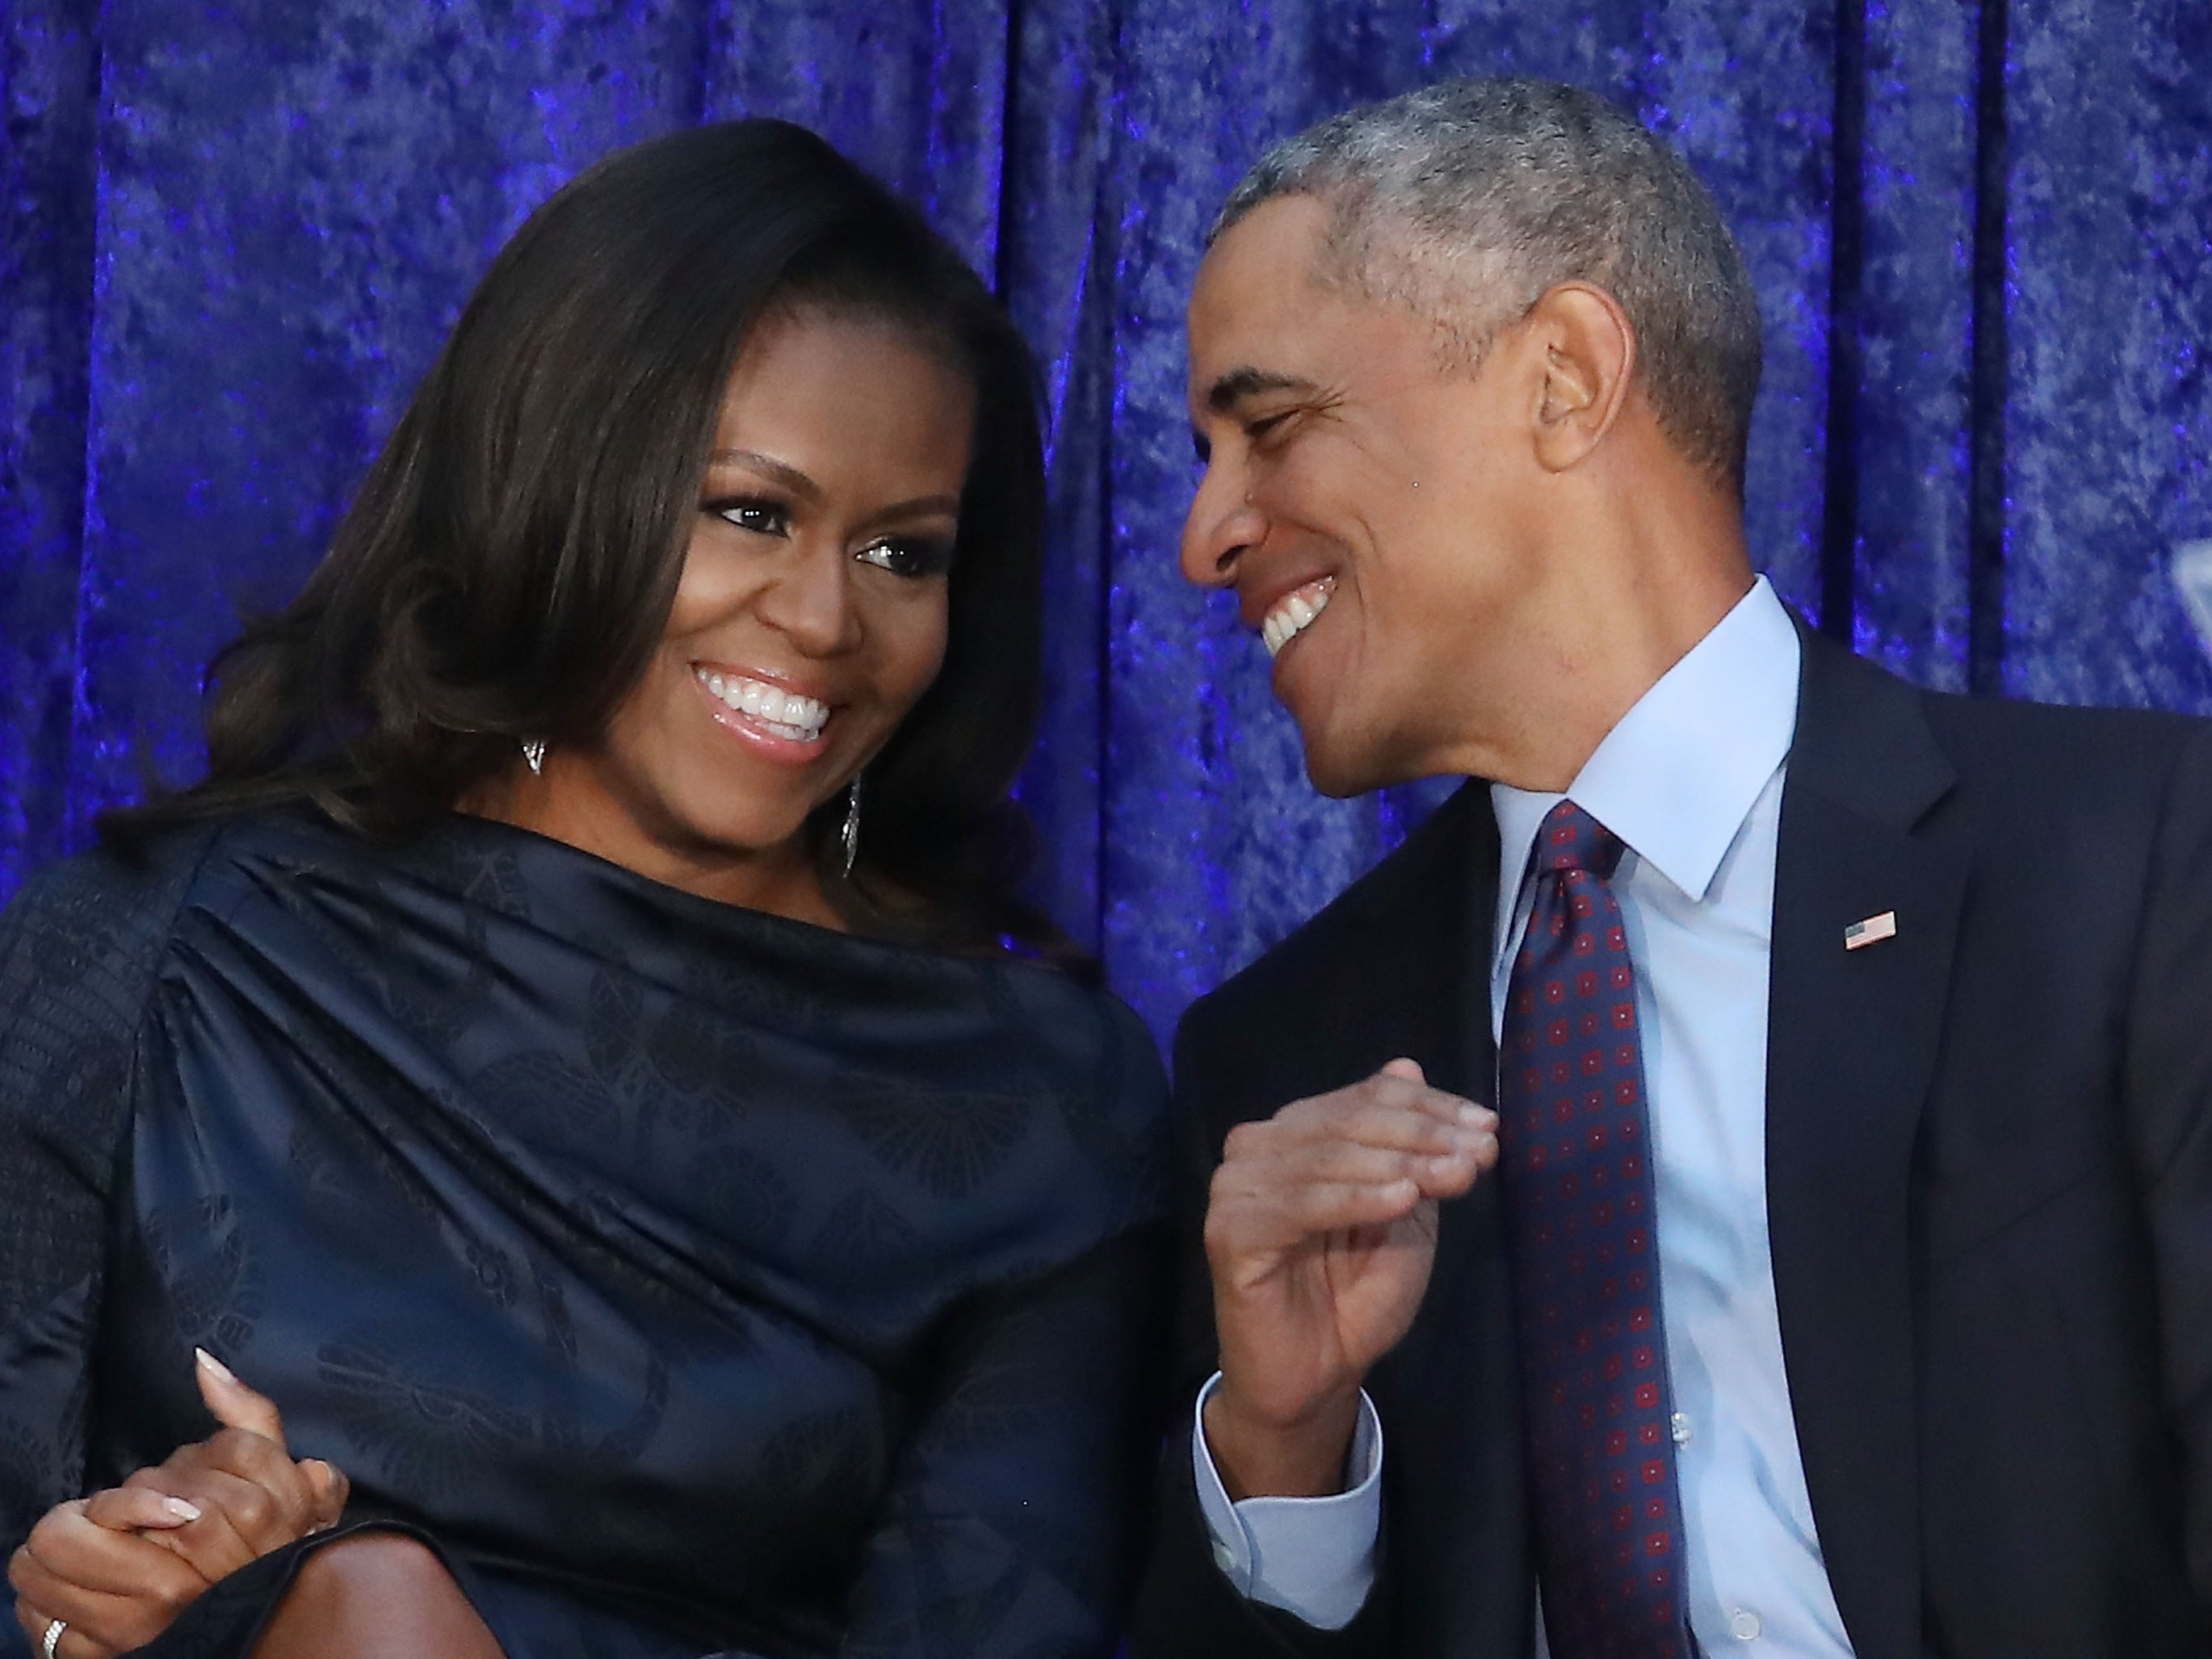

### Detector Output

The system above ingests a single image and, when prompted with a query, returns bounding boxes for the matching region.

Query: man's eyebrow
[1205,367,1318,414]
[707,448,823,502]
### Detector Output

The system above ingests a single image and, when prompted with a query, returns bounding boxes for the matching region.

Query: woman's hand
[8,1350,348,1657]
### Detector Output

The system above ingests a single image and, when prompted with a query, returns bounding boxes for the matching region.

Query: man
[1126,78,2212,1659]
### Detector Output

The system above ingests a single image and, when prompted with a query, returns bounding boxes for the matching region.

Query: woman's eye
[1247,411,1296,445]
[711,499,790,537]
[854,537,954,579]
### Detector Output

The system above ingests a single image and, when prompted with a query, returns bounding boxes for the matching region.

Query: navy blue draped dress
[0,811,1173,1657]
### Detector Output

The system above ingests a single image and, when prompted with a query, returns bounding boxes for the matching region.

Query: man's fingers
[82,1486,201,1533]
[1211,1091,1496,1262]
[1235,1135,1489,1196]
[1209,1172,1426,1254]
[1231,1098,1496,1170]
[194,1349,287,1447]
[1324,1064,1492,1132]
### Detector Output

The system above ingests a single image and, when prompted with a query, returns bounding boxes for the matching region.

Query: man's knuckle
[1207,1160,1242,1208]
[1225,1117,1281,1159]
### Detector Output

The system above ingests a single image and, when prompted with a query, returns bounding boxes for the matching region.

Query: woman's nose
[756,540,863,655]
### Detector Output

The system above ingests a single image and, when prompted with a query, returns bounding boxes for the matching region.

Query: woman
[0,118,1170,1658]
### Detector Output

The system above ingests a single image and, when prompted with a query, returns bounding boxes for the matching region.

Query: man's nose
[757,541,862,655]
[1179,464,1267,590]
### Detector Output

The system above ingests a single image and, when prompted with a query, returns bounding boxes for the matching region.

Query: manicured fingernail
[195,1346,237,1384]
[162,1496,203,1522]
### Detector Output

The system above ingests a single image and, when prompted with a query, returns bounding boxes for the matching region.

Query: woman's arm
[834,1222,1173,1659]
[0,839,211,1657]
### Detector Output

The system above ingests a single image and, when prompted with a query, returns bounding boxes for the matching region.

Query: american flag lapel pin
[1844,910,1898,951]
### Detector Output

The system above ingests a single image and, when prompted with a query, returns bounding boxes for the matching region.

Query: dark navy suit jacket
[1130,628,2212,1659]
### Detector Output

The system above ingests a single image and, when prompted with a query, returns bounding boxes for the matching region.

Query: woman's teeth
[1261,582,1334,658]
[695,668,829,741]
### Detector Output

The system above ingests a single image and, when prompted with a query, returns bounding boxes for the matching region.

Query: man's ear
[1526,282,1638,474]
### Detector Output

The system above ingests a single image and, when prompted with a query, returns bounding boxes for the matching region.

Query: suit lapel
[1324,779,1501,1101]
[1323,782,1529,1657]
[1384,782,1502,1329]
[1767,631,1966,1659]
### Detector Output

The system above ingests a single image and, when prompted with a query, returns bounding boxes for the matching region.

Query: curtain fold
[2,0,2207,1037]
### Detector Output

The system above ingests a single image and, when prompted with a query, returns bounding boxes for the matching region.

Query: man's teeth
[695,669,829,741]
[1261,586,1333,658]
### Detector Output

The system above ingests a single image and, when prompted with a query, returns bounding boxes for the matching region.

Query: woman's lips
[690,666,832,761]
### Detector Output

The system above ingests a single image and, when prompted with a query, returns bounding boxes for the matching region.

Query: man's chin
[1298,729,1413,800]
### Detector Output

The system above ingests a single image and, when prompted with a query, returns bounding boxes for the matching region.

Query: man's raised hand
[1201,1058,1496,1498]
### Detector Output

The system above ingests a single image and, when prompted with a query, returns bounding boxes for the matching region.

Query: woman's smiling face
[500,305,975,918]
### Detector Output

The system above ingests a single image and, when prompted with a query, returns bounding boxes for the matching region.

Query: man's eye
[854,537,955,580]
[711,499,790,536]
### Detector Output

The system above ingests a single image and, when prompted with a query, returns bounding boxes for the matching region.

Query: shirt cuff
[1189,1371,1383,1631]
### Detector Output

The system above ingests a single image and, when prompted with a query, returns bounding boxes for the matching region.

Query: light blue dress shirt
[1195,578,1857,1654]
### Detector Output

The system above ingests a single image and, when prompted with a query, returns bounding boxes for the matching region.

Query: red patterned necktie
[1497,800,1696,1658]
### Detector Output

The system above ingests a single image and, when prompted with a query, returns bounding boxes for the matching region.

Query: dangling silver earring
[840,776,863,878]
[521,738,547,776]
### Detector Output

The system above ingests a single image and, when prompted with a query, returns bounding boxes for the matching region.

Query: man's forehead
[1186,198,1344,393]
[1191,197,1332,319]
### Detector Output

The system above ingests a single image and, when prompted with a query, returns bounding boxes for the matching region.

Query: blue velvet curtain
[3,0,2209,1040]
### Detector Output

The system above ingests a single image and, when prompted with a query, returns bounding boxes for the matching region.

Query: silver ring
[40,1618,65,1659]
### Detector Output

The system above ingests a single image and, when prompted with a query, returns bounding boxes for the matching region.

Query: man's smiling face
[1181,194,1551,796]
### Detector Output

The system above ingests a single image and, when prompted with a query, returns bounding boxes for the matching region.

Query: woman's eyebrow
[858,493,963,528]
[707,447,823,502]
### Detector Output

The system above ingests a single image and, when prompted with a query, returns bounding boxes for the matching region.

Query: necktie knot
[1537,799,1625,881]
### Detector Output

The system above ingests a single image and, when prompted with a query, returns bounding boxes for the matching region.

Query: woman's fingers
[193,1348,287,1446]
[124,1462,296,1574]
[10,1506,208,1653]
[18,1355,345,1654]
[80,1485,202,1532]
[298,1459,350,1530]
[15,1589,125,1658]
[15,1502,207,1600]
[12,1594,120,1659]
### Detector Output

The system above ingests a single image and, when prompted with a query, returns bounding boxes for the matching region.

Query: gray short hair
[1214,78,1763,495]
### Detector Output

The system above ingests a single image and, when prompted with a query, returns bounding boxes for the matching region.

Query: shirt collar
[1488,576,1802,975]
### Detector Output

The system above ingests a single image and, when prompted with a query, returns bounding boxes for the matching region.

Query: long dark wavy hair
[103,119,1077,968]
